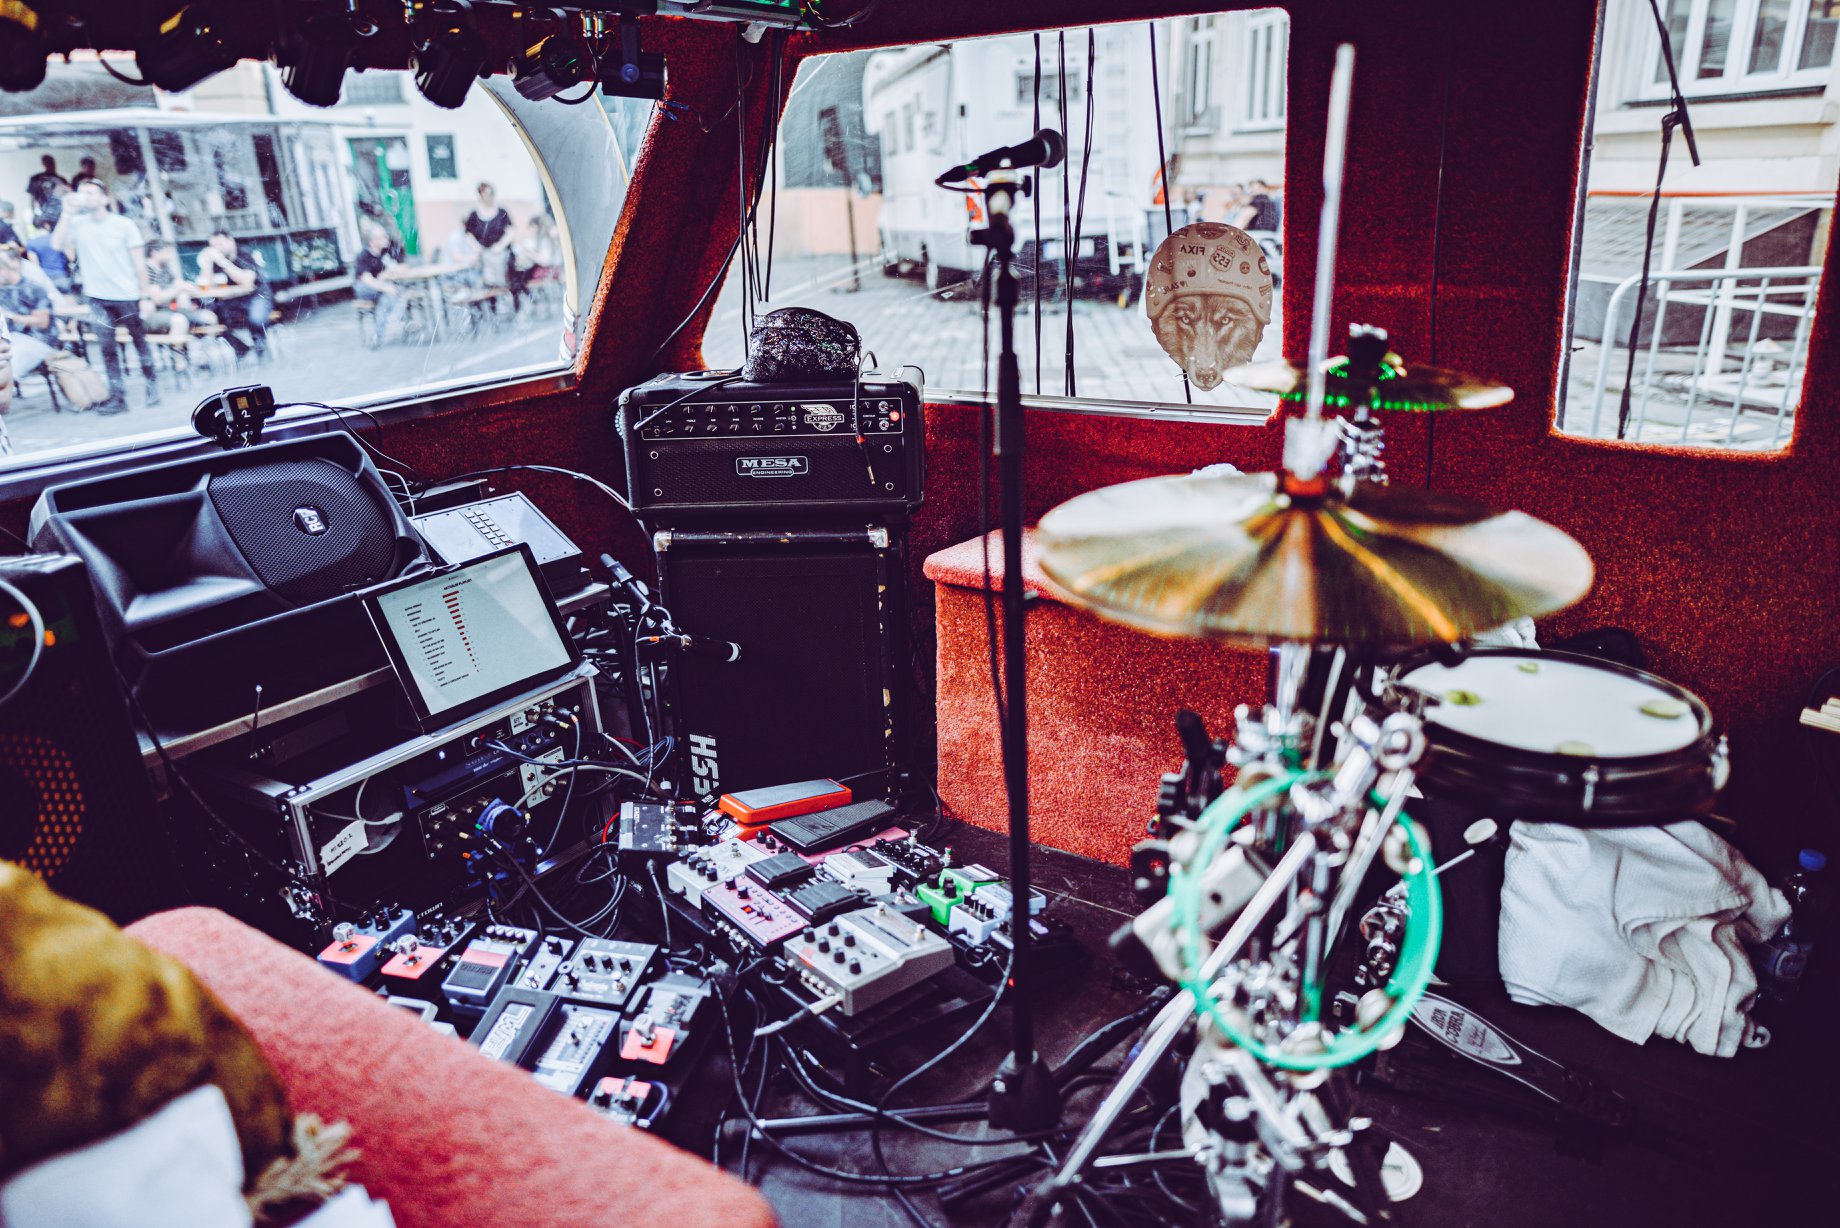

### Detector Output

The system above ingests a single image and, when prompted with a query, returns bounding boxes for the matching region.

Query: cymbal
[1035,471,1592,645]
[1224,354,1513,411]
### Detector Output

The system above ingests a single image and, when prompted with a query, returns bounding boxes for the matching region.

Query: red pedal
[380,943,447,982]
[317,934,377,969]
[717,779,850,826]
[621,1024,678,1064]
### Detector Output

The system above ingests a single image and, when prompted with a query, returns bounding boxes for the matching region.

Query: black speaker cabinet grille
[0,556,175,921]
[208,457,399,605]
[657,530,903,801]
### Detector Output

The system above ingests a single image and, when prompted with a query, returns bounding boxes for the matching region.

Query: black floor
[726,821,1837,1227]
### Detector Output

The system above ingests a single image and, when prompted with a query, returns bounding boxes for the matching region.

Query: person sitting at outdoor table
[194,229,273,363]
[52,179,158,414]
[0,200,20,252]
[0,248,59,388]
[25,224,71,295]
[141,239,213,349]
[353,222,410,345]
[464,180,514,302]
[439,224,483,297]
[509,214,558,312]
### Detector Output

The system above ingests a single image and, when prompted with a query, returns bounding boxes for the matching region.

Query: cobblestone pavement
[2,297,565,467]
[704,254,1284,412]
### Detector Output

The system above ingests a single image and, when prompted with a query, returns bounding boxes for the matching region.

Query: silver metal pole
[1303,45,1356,425]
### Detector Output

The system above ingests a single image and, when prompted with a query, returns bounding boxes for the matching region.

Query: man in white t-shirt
[53,180,158,414]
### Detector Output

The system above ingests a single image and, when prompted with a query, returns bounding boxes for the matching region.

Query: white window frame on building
[1630,0,1839,100]
[1182,16,1219,132]
[1237,9,1289,131]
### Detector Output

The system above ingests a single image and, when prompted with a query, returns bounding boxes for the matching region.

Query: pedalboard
[949,881,1048,945]
[666,837,774,909]
[783,904,957,1016]
[515,935,580,991]
[378,914,475,996]
[529,1003,623,1096]
[620,973,715,1067]
[765,799,899,854]
[918,864,1002,926]
[589,1076,660,1128]
[745,851,817,892]
[471,986,560,1065]
[618,800,700,862]
[821,848,898,894]
[704,878,807,949]
[315,906,418,982]
[443,924,540,1014]
[550,938,659,1009]
[718,778,851,826]
[784,878,865,925]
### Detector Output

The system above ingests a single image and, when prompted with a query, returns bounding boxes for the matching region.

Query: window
[703,15,1288,415]
[426,134,458,180]
[339,72,407,107]
[1,59,644,472]
[1240,10,1289,130]
[1183,18,1218,131]
[1558,0,1832,450]
[1637,0,1836,97]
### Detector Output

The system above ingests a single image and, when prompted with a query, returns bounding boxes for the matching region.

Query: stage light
[277,2,378,109]
[510,33,591,102]
[135,4,241,94]
[411,3,488,110]
[0,1,49,93]
[597,22,664,101]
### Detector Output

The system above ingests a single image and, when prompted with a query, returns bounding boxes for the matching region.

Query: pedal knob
[389,934,420,958]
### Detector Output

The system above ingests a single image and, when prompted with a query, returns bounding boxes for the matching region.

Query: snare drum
[1393,648,1726,827]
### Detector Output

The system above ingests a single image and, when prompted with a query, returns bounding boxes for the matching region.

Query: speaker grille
[0,734,85,878]
[208,458,399,605]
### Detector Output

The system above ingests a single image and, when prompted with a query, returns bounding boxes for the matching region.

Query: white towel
[1498,820,1790,1057]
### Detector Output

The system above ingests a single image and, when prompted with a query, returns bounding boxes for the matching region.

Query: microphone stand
[969,169,1060,1133]
[1616,0,1700,440]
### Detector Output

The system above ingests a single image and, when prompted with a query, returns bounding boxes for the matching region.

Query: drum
[1393,648,1726,827]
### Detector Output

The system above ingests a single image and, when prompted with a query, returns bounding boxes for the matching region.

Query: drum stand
[1028,654,1428,1227]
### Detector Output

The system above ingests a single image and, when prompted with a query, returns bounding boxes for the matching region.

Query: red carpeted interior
[124,907,778,1228]
[3,1,1834,865]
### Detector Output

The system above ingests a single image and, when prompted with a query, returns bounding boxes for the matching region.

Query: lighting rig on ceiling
[0,0,886,104]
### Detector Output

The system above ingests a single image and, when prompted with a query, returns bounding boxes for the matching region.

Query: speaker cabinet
[0,555,177,921]
[29,433,432,727]
[654,527,905,803]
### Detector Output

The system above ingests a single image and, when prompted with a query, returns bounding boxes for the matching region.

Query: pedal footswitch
[442,924,539,1014]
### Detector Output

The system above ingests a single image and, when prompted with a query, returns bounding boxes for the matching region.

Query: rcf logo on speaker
[736,456,809,479]
[293,506,329,535]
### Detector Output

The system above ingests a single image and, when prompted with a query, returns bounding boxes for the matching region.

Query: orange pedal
[717,779,850,826]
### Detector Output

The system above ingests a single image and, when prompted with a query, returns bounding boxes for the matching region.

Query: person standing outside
[70,157,101,191]
[194,229,273,362]
[0,201,20,252]
[26,156,68,230]
[53,179,158,414]
[464,181,514,298]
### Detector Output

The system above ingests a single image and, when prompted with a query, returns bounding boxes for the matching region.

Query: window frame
[1237,10,1290,132]
[1626,0,1836,101]
[0,69,644,495]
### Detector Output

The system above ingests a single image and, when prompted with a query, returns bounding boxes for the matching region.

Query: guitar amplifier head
[615,370,924,524]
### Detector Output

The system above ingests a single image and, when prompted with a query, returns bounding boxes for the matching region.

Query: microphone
[935,128,1065,186]
[638,633,742,664]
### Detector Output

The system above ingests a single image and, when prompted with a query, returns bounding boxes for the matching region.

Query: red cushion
[126,908,776,1228]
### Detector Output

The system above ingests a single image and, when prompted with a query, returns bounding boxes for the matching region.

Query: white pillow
[0,1084,251,1228]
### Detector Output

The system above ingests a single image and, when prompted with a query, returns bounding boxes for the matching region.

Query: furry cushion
[0,861,293,1187]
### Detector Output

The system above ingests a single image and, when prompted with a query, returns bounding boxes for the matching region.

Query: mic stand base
[988,1050,1060,1134]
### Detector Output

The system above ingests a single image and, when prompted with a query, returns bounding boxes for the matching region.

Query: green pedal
[917,864,1002,926]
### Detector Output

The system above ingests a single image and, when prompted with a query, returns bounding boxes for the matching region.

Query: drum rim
[1390,647,1717,769]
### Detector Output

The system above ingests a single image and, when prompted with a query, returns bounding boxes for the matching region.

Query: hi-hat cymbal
[1036,471,1592,645]
[1224,354,1513,411]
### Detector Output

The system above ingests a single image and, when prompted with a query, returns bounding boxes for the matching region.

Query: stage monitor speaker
[28,432,433,728]
[0,554,178,921]
[653,526,906,804]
